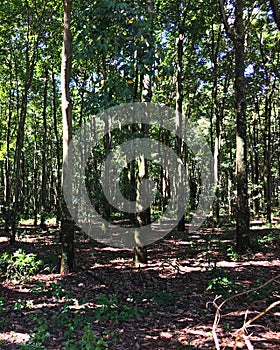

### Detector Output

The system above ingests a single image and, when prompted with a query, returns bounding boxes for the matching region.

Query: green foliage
[31,281,72,299]
[226,246,239,261]
[131,291,175,307]
[247,278,278,302]
[0,297,6,314]
[95,293,139,323]
[20,316,50,350]
[81,324,107,349]
[257,231,279,246]
[20,303,108,350]
[250,230,280,251]
[206,270,238,296]
[63,324,108,350]
[0,249,43,282]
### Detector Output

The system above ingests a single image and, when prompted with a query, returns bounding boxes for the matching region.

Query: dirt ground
[0,226,279,349]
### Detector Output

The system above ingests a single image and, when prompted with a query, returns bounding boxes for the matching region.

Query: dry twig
[233,299,280,350]
[211,273,280,350]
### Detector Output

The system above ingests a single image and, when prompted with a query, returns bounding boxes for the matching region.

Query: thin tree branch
[218,0,234,40]
[211,274,280,350]
[233,300,280,350]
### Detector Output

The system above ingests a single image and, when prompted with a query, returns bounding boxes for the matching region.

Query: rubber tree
[219,0,250,251]
[60,0,75,274]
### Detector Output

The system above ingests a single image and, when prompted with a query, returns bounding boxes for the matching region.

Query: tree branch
[218,0,234,40]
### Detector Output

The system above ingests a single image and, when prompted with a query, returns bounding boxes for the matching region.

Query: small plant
[0,249,43,282]
[0,297,6,314]
[30,281,71,299]
[80,324,108,350]
[63,324,108,350]
[95,293,139,323]
[258,231,278,246]
[206,276,236,295]
[20,316,50,350]
[226,246,239,261]
[14,298,25,311]
[132,291,175,307]
[247,278,277,302]
[49,281,71,299]
[30,282,47,295]
[206,270,238,296]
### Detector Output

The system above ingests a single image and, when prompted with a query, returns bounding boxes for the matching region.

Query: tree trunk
[263,95,272,223]
[133,0,154,265]
[41,68,48,229]
[52,71,62,223]
[234,0,250,251]
[9,1,39,244]
[60,0,75,275]
[176,27,185,232]
[4,70,12,238]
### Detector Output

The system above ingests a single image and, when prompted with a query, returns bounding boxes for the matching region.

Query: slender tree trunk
[133,0,154,265]
[251,100,260,214]
[234,0,250,251]
[11,84,30,244]
[263,95,272,223]
[9,1,39,244]
[4,73,12,237]
[52,71,62,223]
[33,117,39,226]
[211,25,222,224]
[176,27,185,232]
[41,68,48,229]
[60,0,75,274]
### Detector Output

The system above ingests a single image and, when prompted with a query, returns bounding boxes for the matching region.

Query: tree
[234,0,250,251]
[60,0,75,274]
[133,0,155,265]
[219,0,250,251]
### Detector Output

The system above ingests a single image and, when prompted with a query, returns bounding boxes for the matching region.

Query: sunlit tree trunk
[33,117,39,226]
[176,26,185,232]
[40,68,48,229]
[60,0,75,274]
[52,71,62,223]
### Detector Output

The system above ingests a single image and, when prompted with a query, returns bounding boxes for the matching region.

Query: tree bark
[52,71,62,223]
[133,0,154,265]
[41,68,48,229]
[176,27,185,232]
[60,0,75,274]
[234,0,250,251]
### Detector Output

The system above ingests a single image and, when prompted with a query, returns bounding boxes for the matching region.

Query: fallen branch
[211,273,280,350]
[233,299,280,350]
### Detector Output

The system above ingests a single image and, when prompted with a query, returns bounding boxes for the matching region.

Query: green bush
[0,249,43,282]
[206,270,239,296]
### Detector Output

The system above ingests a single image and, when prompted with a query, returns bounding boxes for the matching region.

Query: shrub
[0,249,43,282]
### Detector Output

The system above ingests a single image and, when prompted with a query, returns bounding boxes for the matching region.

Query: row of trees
[0,0,279,272]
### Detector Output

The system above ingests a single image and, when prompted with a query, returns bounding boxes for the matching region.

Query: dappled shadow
[0,226,279,349]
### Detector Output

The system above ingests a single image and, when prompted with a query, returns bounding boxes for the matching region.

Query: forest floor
[0,223,279,349]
